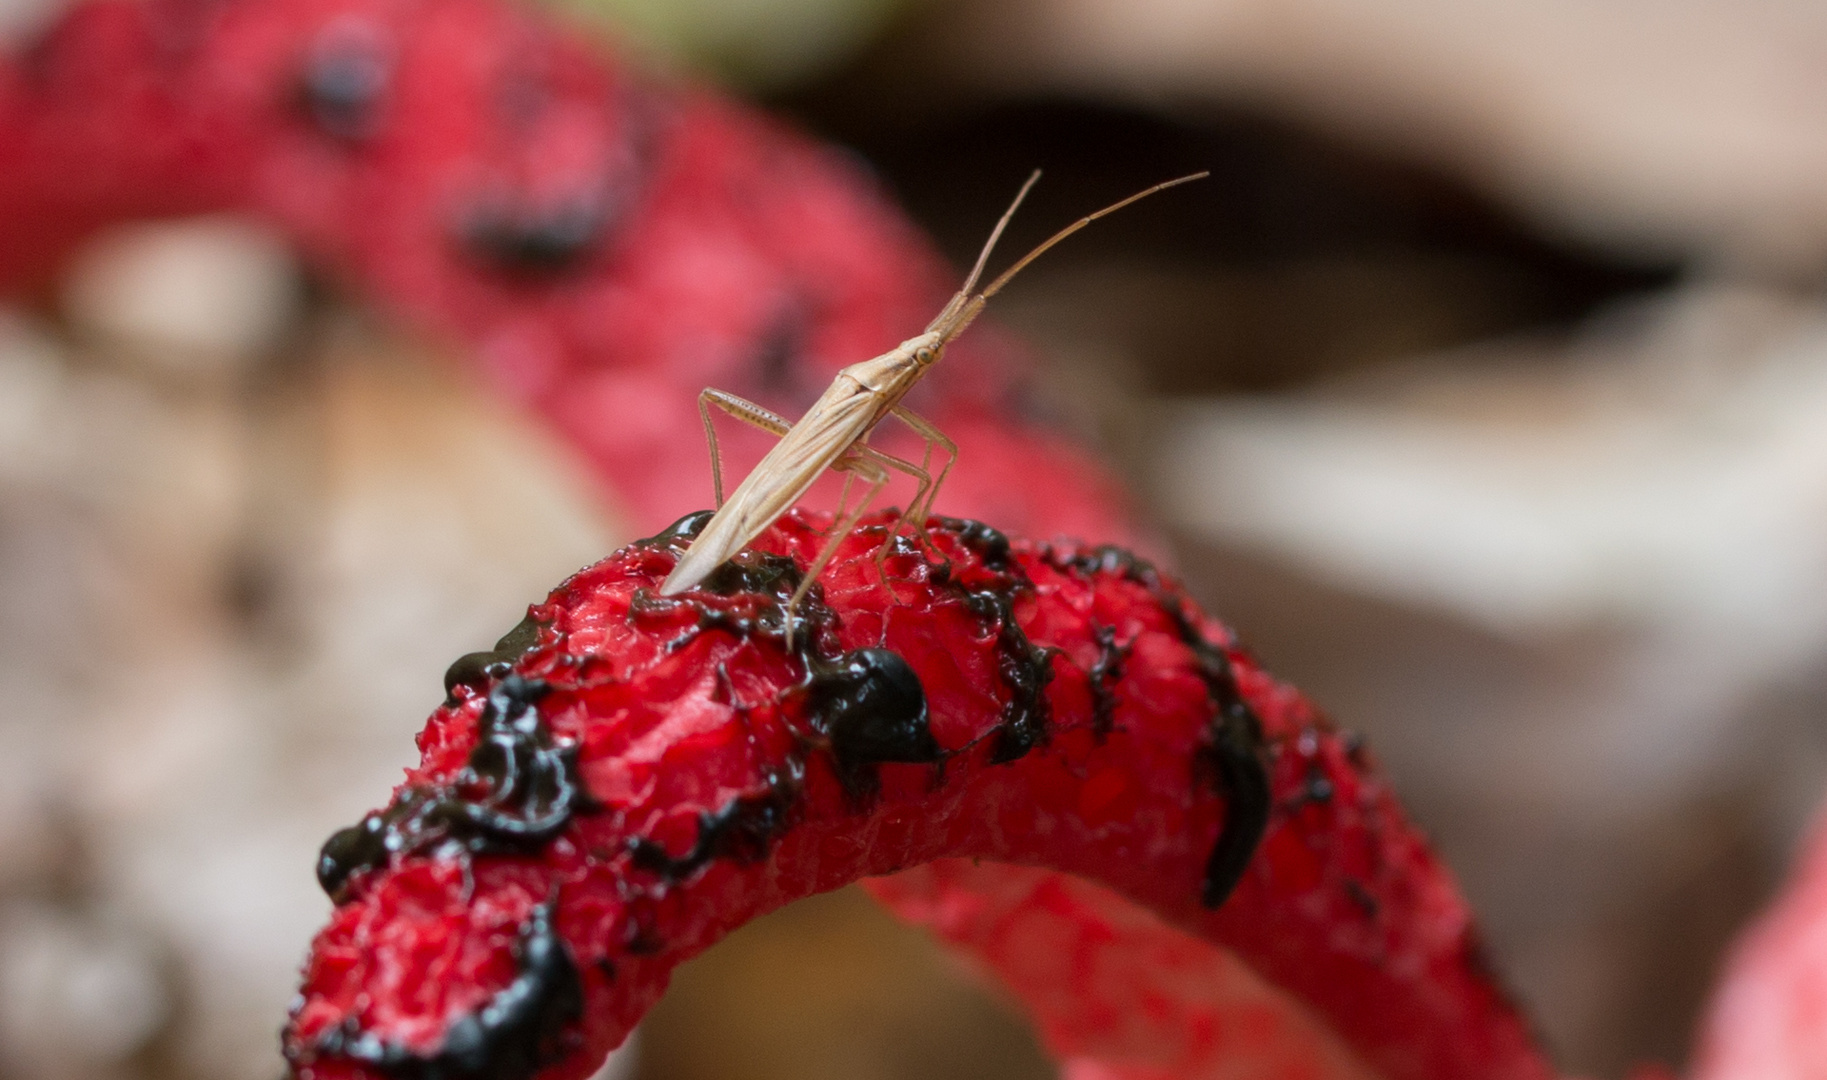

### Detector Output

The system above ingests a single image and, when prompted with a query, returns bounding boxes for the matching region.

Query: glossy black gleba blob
[636,509,715,550]
[700,548,803,600]
[919,519,1060,764]
[940,516,1013,571]
[1087,622,1127,740]
[436,904,582,1080]
[636,510,806,603]
[316,677,595,903]
[317,809,394,899]
[454,677,595,844]
[959,585,1056,766]
[305,903,582,1080]
[444,614,548,701]
[625,523,937,858]
[809,648,940,788]
[1196,682,1270,909]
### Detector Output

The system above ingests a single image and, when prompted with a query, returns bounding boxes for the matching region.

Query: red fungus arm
[1692,805,1827,1080]
[283,511,1551,1080]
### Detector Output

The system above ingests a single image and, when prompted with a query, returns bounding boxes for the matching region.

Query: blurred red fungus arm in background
[283,511,1551,1080]
[0,0,1136,545]
[1,0,1550,1077]
[1692,808,1827,1080]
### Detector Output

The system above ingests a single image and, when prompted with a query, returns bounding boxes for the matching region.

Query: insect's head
[899,328,951,368]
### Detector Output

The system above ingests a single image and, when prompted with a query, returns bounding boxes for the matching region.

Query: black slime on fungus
[317,676,595,902]
[628,773,802,883]
[970,585,1057,765]
[628,510,945,844]
[1194,684,1271,909]
[456,676,596,841]
[299,20,393,140]
[944,516,1014,571]
[1283,756,1335,811]
[460,195,606,272]
[645,515,942,779]
[1087,622,1127,741]
[635,511,832,644]
[444,614,548,702]
[302,903,582,1080]
[638,509,715,549]
[934,518,1058,765]
[302,514,1281,1080]
[1041,543,1271,910]
[700,547,805,598]
[808,647,941,797]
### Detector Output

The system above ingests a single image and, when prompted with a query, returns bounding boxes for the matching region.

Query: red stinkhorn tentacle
[284,511,1551,1080]
[1691,803,1827,1080]
[871,860,1384,1080]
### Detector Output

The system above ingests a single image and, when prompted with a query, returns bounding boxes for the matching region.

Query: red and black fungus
[283,511,1551,1080]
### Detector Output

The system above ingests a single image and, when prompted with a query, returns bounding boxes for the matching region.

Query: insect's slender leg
[830,429,874,534]
[847,443,933,589]
[831,468,858,532]
[699,389,792,508]
[887,406,958,548]
[785,457,889,645]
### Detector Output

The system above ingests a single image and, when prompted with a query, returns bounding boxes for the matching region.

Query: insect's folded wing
[662,388,878,594]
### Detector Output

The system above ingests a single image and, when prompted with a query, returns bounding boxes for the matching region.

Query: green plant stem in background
[556,0,915,88]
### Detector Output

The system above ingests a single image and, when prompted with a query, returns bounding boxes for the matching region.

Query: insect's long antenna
[927,170,1208,342]
[960,169,1043,296]
[979,171,1209,300]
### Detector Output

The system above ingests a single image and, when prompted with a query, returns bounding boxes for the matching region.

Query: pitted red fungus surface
[283,511,1551,1080]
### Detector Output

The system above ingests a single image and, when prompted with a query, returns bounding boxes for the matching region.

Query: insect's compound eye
[915,346,936,365]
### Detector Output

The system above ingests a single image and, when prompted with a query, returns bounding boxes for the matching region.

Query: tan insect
[660,169,1209,617]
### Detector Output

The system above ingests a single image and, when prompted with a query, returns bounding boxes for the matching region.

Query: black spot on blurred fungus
[300,20,393,139]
